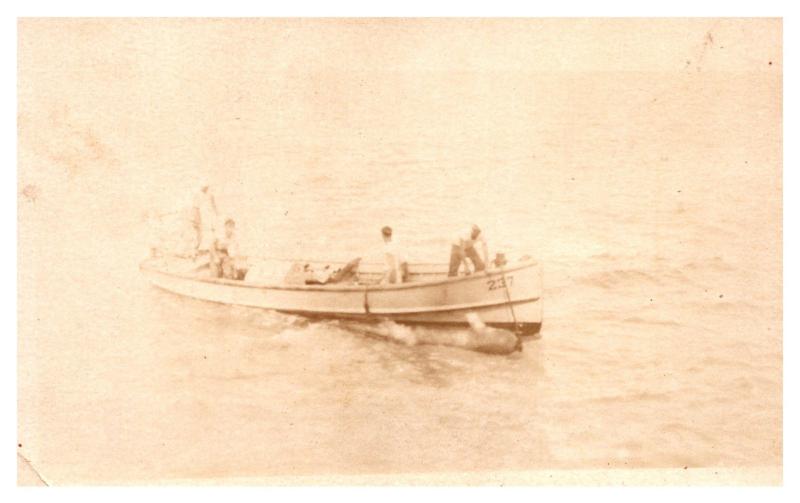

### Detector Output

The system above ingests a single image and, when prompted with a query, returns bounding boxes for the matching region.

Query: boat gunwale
[147,280,541,316]
[140,258,541,293]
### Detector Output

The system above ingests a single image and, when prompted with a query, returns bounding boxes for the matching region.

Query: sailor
[449,224,489,276]
[214,218,246,279]
[190,182,219,257]
[380,226,408,284]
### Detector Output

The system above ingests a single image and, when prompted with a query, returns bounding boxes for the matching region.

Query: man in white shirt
[380,226,407,284]
[190,183,219,256]
[449,224,488,277]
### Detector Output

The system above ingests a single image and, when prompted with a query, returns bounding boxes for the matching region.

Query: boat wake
[347,319,522,356]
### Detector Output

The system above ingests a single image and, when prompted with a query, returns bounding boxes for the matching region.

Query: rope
[498,265,521,333]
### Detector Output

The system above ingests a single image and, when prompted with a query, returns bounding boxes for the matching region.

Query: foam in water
[357,319,520,355]
[381,321,419,346]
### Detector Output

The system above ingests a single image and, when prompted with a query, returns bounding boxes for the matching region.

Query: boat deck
[152,255,469,288]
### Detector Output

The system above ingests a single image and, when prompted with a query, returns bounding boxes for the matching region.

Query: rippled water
[18,20,781,483]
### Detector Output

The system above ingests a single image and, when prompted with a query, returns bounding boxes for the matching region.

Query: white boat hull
[140,257,543,334]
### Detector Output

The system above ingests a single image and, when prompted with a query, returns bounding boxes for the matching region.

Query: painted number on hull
[487,276,513,291]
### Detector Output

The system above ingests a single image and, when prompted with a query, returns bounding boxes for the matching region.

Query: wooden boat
[139,255,543,335]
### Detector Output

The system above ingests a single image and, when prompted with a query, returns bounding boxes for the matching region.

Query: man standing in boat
[449,224,489,276]
[380,226,408,284]
[190,182,219,258]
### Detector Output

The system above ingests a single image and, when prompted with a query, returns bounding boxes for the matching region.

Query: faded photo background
[18,19,781,484]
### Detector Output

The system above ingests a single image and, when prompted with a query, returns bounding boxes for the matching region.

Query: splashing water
[345,319,521,355]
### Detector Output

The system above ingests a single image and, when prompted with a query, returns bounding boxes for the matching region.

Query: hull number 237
[487,276,513,291]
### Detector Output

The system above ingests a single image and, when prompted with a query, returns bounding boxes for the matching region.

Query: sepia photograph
[16,17,782,485]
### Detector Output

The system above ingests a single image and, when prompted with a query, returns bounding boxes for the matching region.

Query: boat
[139,255,543,335]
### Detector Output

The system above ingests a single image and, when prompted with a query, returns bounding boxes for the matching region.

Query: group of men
[191,183,499,284]
[190,184,245,280]
[379,223,494,285]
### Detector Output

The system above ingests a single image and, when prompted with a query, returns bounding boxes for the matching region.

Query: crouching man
[449,224,489,276]
[212,218,246,280]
